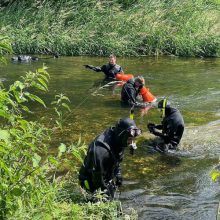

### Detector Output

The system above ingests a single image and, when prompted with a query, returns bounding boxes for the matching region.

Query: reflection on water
[1,56,220,219]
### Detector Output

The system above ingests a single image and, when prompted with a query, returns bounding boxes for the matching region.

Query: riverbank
[0,0,219,57]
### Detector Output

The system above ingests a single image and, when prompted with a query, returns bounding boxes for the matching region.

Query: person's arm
[84,64,102,72]
[126,86,141,106]
[155,124,163,129]
[147,123,166,138]
[119,66,124,73]
[132,101,149,108]
[152,129,166,138]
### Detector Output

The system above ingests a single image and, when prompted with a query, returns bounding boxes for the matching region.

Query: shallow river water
[1,56,220,219]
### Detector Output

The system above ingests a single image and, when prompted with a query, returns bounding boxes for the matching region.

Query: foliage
[211,170,220,182]
[51,93,71,131]
[0,36,12,63]
[0,0,219,57]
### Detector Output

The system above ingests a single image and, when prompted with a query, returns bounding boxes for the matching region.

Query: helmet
[158,99,170,109]
[134,76,145,88]
[114,118,141,154]
[158,99,170,118]
[115,117,141,140]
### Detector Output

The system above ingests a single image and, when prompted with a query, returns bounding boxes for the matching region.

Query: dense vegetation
[0,0,219,57]
[0,37,136,219]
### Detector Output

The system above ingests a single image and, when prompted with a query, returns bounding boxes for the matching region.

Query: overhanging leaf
[58,143,66,157]
[32,153,41,167]
[26,93,46,107]
[0,129,10,141]
[37,78,48,91]
[211,170,220,182]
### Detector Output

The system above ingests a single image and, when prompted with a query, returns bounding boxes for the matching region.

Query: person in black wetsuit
[79,117,141,199]
[121,76,156,108]
[84,54,123,80]
[147,99,184,152]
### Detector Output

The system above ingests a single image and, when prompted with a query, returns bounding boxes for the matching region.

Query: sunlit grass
[0,0,219,57]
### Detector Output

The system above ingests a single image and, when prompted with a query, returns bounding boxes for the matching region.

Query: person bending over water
[147,99,184,153]
[79,117,141,199]
[121,76,156,108]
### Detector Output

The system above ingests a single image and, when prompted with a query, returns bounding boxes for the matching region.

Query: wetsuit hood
[113,117,140,149]
[165,106,177,116]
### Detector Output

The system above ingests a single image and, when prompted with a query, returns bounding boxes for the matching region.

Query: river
[1,55,220,219]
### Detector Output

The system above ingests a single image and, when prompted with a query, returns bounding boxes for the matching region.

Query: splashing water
[180,120,220,157]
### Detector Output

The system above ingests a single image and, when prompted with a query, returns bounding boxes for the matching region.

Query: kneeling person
[79,118,141,198]
[147,99,184,152]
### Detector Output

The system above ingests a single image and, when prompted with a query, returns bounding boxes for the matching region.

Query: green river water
[1,56,220,220]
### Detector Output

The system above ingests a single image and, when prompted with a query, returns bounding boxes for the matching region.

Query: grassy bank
[0,0,219,57]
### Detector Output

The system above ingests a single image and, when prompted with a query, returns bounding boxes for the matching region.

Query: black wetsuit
[79,127,123,195]
[152,107,184,148]
[86,63,123,79]
[121,79,144,107]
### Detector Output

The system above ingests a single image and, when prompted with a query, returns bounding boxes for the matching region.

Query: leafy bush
[0,64,85,219]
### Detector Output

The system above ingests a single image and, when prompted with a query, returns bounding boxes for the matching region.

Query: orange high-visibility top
[140,86,156,102]
[115,73,134,81]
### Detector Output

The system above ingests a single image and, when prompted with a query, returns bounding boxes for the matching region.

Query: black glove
[147,123,155,133]
[116,175,123,187]
[84,64,93,69]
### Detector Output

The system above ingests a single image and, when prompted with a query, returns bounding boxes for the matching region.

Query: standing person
[79,117,141,199]
[147,99,184,152]
[84,54,124,79]
[121,76,156,108]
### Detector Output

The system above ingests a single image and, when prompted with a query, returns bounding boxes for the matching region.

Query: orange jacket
[139,86,156,102]
[115,72,134,81]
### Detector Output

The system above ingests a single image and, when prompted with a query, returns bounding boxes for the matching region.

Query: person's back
[147,99,184,151]
[121,79,137,105]
[162,106,184,146]
[121,76,156,108]
[79,127,116,192]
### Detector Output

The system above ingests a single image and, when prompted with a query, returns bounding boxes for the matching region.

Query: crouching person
[79,117,141,199]
[147,99,184,153]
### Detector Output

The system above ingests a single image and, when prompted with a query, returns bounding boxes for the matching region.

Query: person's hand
[116,175,123,187]
[84,64,92,69]
[147,123,155,133]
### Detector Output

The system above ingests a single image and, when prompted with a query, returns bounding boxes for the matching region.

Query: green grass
[0,0,219,57]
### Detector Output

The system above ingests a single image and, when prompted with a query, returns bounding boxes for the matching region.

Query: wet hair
[134,76,145,86]
[109,54,116,59]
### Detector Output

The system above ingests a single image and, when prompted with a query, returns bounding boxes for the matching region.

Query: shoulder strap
[92,140,116,168]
